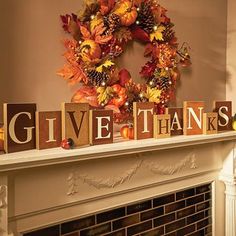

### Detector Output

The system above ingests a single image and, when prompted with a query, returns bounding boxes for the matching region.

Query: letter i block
[61,103,89,147]
[36,111,62,149]
[183,101,205,135]
[133,102,154,140]
[154,114,171,138]
[214,101,232,131]
[89,110,113,145]
[203,113,218,135]
[3,103,36,153]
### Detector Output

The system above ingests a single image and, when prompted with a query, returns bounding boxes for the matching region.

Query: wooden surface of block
[133,102,154,140]
[61,103,89,147]
[90,109,113,145]
[183,101,205,135]
[154,114,171,138]
[203,112,218,135]
[214,101,232,131]
[36,111,62,150]
[166,107,183,136]
[3,103,36,153]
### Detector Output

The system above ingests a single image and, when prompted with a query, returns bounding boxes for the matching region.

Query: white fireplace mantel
[1,131,236,236]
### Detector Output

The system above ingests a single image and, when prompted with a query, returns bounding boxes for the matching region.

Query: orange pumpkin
[120,124,134,139]
[114,0,138,26]
[80,39,101,62]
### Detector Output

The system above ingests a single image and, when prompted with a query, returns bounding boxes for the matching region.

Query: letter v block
[3,103,36,153]
[36,111,62,149]
[183,101,205,135]
[61,103,89,147]
[89,109,113,145]
[133,102,154,140]
[203,113,218,135]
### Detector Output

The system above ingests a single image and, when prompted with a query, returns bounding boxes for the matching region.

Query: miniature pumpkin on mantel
[120,124,134,139]
[233,114,236,131]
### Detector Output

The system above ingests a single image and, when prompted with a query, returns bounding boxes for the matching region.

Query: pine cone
[137,2,155,33]
[87,70,110,86]
[163,23,175,41]
[104,13,120,35]
[159,77,172,90]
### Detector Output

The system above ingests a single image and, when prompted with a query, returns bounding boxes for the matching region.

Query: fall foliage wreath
[58,0,191,123]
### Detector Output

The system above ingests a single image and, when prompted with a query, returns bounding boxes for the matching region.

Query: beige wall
[0,0,227,123]
[227,0,236,114]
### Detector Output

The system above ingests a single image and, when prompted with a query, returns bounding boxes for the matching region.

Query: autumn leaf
[96,60,115,72]
[145,87,162,103]
[114,27,132,43]
[144,43,155,57]
[80,25,91,39]
[90,15,103,31]
[91,23,113,44]
[150,25,165,42]
[98,0,115,15]
[97,86,114,104]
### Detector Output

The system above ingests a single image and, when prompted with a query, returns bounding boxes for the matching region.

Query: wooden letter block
[89,109,113,145]
[203,112,218,135]
[61,103,89,147]
[3,103,36,153]
[154,114,171,139]
[133,102,154,140]
[36,111,62,150]
[166,107,183,136]
[183,101,205,135]
[214,101,232,131]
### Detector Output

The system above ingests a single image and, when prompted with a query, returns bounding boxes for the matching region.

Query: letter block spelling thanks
[203,113,218,135]
[154,114,171,138]
[3,103,36,153]
[214,101,232,131]
[183,101,205,135]
[166,107,183,136]
[89,109,113,145]
[36,111,62,149]
[61,103,89,147]
[133,102,154,140]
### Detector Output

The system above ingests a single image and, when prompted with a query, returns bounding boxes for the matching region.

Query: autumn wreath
[58,0,191,123]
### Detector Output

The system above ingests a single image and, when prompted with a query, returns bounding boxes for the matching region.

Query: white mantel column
[0,175,8,236]
[219,142,236,236]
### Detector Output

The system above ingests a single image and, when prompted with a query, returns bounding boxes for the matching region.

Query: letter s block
[3,103,36,153]
[61,103,89,147]
[36,111,62,149]
[89,109,113,145]
[133,102,154,140]
[214,101,232,131]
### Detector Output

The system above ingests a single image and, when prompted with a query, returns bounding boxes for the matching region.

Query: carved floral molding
[0,185,7,233]
[67,152,197,195]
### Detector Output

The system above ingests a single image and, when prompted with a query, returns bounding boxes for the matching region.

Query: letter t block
[133,102,154,140]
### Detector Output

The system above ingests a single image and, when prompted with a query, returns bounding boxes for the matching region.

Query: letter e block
[214,101,232,131]
[133,102,154,140]
[166,107,183,136]
[89,110,113,145]
[154,114,171,138]
[36,111,62,149]
[3,103,36,153]
[183,101,205,135]
[203,113,218,135]
[61,103,89,147]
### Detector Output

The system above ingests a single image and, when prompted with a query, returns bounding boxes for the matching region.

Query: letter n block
[183,101,205,135]
[214,101,232,131]
[133,102,154,140]
[166,107,183,136]
[89,110,113,145]
[3,103,36,153]
[61,103,89,147]
[154,114,171,138]
[203,113,218,135]
[36,111,62,149]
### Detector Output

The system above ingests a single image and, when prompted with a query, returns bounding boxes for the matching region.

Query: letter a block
[133,102,154,140]
[214,101,232,131]
[61,103,89,147]
[154,114,171,138]
[89,110,113,145]
[36,111,62,149]
[166,107,183,136]
[183,101,205,135]
[203,113,218,135]
[3,103,36,153]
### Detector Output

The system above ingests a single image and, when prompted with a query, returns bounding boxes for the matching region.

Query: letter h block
[154,114,171,138]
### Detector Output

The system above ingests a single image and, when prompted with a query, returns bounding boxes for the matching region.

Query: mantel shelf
[1,131,236,172]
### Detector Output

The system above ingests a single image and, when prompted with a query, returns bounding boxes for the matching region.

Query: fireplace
[0,132,236,236]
